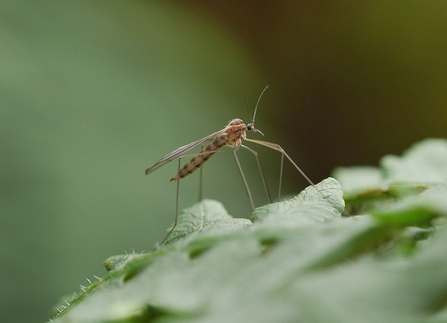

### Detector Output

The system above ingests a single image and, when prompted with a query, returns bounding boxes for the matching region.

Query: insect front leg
[244,138,326,199]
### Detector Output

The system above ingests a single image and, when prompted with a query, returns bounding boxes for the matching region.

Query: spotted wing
[145,128,227,175]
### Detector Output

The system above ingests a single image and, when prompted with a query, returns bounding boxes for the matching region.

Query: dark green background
[1,2,446,322]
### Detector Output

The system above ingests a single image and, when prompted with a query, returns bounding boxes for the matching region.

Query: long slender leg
[240,144,272,203]
[152,159,182,250]
[198,166,203,201]
[278,152,284,202]
[152,149,220,250]
[198,144,204,201]
[232,150,255,211]
[244,138,326,198]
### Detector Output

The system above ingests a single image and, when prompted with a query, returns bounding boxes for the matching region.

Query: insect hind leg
[152,149,220,250]
[198,144,206,202]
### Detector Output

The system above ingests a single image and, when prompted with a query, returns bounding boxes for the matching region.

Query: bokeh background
[1,1,446,322]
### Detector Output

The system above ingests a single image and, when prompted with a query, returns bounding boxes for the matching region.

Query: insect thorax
[226,119,247,144]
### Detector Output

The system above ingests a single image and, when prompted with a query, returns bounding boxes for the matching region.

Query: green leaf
[332,165,384,192]
[251,177,344,225]
[164,200,252,245]
[371,184,447,227]
[333,139,447,211]
[382,138,447,183]
[48,144,447,323]
[103,251,145,273]
[334,139,447,190]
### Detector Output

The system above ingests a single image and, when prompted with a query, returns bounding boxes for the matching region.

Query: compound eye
[247,124,252,130]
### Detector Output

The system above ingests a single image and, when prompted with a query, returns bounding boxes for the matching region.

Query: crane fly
[145,86,321,247]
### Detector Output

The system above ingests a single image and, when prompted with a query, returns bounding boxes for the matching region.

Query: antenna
[252,85,269,124]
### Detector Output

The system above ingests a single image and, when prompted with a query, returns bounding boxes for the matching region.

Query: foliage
[49,139,447,323]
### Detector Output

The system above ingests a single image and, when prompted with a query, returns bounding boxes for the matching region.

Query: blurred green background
[1,1,446,322]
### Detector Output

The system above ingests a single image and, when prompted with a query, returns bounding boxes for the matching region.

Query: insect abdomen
[171,135,228,181]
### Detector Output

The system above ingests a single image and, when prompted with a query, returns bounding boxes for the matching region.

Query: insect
[145,86,320,247]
